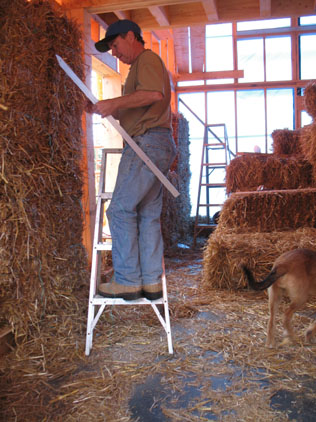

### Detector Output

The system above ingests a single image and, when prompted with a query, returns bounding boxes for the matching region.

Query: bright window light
[237,18,291,31]
[300,34,316,79]
[266,37,292,81]
[300,15,316,25]
[237,39,264,82]
[206,23,233,72]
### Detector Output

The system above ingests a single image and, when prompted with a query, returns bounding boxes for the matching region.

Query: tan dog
[242,249,316,347]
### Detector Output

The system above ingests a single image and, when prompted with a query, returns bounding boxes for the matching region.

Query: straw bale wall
[226,153,313,194]
[0,0,89,336]
[162,113,191,249]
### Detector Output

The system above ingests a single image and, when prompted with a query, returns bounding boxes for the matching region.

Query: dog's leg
[283,299,306,344]
[305,322,316,343]
[267,285,282,348]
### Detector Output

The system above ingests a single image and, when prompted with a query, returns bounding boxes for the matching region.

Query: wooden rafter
[260,0,271,17]
[148,6,170,26]
[202,0,218,21]
[113,10,131,19]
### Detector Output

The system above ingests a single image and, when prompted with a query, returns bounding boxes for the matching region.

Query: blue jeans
[106,128,177,287]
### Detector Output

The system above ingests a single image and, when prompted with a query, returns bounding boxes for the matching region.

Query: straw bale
[300,122,316,181]
[202,228,316,290]
[218,188,316,233]
[162,113,191,249]
[304,79,316,120]
[272,128,302,156]
[0,0,89,337]
[225,153,313,193]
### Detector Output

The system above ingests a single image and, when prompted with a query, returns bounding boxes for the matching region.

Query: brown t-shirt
[119,49,172,137]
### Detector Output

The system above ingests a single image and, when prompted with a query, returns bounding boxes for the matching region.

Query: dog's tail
[242,265,280,291]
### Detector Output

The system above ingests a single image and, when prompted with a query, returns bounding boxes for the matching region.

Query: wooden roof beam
[113,10,131,20]
[149,6,170,26]
[260,0,271,17]
[202,0,218,21]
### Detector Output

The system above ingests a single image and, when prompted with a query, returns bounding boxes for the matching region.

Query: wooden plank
[202,0,219,21]
[149,6,170,26]
[56,55,180,198]
[260,0,271,17]
[173,27,189,73]
[190,25,205,73]
[176,69,244,81]
[113,10,131,19]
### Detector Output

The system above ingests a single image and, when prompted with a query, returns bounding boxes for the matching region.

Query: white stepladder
[85,148,173,356]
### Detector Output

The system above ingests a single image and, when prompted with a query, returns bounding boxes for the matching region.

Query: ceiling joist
[149,6,170,26]
[202,0,218,21]
[260,0,271,17]
[113,10,131,19]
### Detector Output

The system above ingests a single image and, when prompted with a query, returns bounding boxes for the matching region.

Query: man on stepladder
[87,20,177,301]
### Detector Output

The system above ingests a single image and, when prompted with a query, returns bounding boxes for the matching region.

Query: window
[206,23,233,72]
[237,39,264,82]
[299,15,316,26]
[266,37,292,81]
[300,34,316,79]
[267,89,294,152]
[207,91,236,154]
[237,90,265,153]
[237,18,291,31]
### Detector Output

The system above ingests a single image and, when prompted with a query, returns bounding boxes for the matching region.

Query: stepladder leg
[85,301,94,356]
[162,271,173,354]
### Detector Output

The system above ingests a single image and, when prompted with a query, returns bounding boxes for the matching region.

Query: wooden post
[65,8,96,266]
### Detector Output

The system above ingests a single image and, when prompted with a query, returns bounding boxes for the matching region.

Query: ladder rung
[205,143,226,147]
[98,193,112,200]
[91,296,164,305]
[95,243,112,250]
[198,203,223,207]
[195,223,217,228]
[201,183,226,187]
[203,163,226,167]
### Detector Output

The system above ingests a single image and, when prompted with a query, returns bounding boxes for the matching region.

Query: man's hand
[85,99,119,118]
[93,99,119,118]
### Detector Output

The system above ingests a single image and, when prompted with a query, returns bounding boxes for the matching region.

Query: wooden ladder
[85,148,173,356]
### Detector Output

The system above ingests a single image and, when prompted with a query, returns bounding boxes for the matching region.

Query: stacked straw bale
[203,228,316,290]
[162,113,191,249]
[0,0,89,337]
[226,153,313,193]
[218,188,316,233]
[272,128,303,156]
[204,80,316,290]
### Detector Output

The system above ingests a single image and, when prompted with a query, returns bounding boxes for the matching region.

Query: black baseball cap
[95,19,141,52]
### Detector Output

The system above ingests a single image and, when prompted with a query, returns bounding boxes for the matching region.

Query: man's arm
[89,90,163,119]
